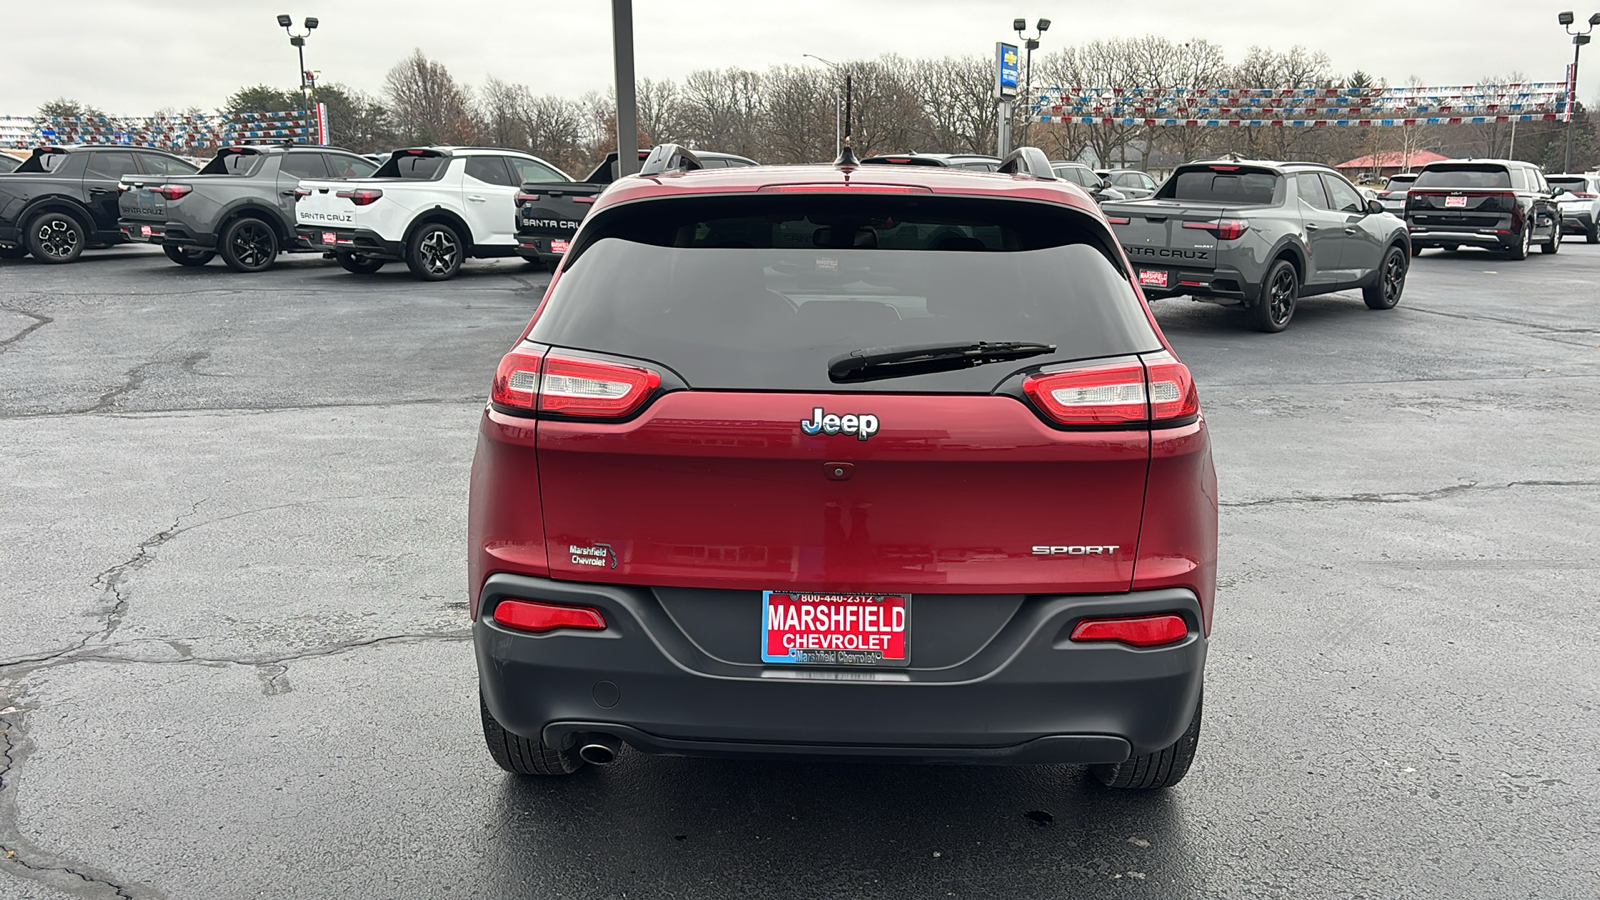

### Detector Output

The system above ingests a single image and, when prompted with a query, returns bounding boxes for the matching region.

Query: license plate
[321,232,336,245]
[762,591,909,667]
[1445,196,1468,208]
[140,225,152,238]
[549,239,569,254]
[1139,269,1169,288]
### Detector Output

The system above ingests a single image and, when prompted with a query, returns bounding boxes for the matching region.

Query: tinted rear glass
[530,196,1160,393]
[1163,168,1281,203]
[375,152,447,178]
[1548,177,1588,189]
[1414,165,1511,189]
[200,151,266,176]
[1383,177,1416,190]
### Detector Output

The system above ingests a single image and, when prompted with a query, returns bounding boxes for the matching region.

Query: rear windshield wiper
[828,341,1057,383]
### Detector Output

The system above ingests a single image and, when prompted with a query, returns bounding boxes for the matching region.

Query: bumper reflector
[493,599,607,634]
[1070,614,1188,648]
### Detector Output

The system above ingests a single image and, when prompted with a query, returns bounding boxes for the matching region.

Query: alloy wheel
[1268,266,1296,326]
[420,230,459,275]
[36,219,78,260]
[1383,253,1405,303]
[231,222,273,268]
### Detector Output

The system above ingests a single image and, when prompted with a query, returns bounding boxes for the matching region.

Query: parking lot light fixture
[278,13,319,104]
[1015,17,1047,145]
[1559,10,1599,173]
[803,54,844,158]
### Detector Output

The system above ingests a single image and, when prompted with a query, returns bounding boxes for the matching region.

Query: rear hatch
[515,182,604,253]
[1407,164,1515,228]
[511,193,1181,598]
[1102,164,1283,279]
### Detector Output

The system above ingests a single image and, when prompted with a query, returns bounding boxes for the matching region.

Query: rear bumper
[514,234,568,264]
[1560,210,1595,233]
[119,219,218,250]
[294,225,402,259]
[1136,264,1254,303]
[475,573,1207,764]
[1407,226,1515,249]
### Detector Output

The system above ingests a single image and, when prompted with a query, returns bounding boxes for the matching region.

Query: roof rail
[639,143,704,177]
[997,147,1056,180]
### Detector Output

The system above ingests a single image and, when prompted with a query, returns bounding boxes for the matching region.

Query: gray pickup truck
[1100,160,1412,332]
[118,144,378,272]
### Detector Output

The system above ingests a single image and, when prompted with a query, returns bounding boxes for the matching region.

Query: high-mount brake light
[1070,614,1188,648]
[1183,219,1248,240]
[539,355,661,417]
[493,599,607,634]
[1023,361,1149,426]
[336,188,384,205]
[760,184,933,194]
[156,184,192,201]
[491,349,545,410]
[1209,165,1240,172]
[1023,356,1200,427]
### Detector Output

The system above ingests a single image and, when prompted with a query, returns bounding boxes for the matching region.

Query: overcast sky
[0,0,1592,114]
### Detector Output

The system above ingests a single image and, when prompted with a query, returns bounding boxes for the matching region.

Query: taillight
[1144,355,1201,422]
[493,599,607,634]
[336,188,384,205]
[293,187,312,200]
[539,355,661,417]
[1574,191,1596,198]
[156,184,192,201]
[1023,360,1149,426]
[514,192,540,203]
[1106,215,1130,225]
[490,349,545,410]
[1183,218,1248,240]
[1022,356,1199,427]
[1070,614,1188,647]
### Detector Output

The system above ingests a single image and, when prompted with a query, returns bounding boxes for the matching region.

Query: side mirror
[1366,198,1385,215]
[1550,186,1566,198]
[1099,178,1113,189]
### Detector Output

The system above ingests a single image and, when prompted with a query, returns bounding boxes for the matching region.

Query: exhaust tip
[576,733,622,766]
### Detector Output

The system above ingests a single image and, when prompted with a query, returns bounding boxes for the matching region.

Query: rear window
[530,195,1161,393]
[1414,165,1511,189]
[375,151,448,179]
[1548,177,1589,190]
[1161,167,1282,204]
[200,150,265,176]
[1383,176,1417,190]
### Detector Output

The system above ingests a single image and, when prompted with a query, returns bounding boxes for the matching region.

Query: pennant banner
[8,108,322,149]
[1033,83,1568,126]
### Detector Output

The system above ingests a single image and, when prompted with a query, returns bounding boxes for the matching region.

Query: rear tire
[1508,223,1531,260]
[405,222,463,281]
[163,245,214,267]
[218,217,279,272]
[480,692,583,776]
[1250,259,1298,333]
[1091,692,1202,790]
[1586,224,1599,244]
[24,211,85,264]
[1363,245,1407,310]
[336,252,385,274]
[1541,220,1561,254]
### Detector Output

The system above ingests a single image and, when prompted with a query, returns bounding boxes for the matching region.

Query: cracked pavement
[1,245,1597,898]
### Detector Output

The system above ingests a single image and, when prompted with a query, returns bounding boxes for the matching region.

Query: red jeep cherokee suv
[470,146,1217,789]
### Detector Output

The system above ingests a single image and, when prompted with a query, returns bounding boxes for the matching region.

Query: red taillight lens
[1070,614,1188,647]
[539,355,661,417]
[1023,361,1150,426]
[491,349,545,410]
[1023,356,1199,427]
[336,188,383,205]
[493,599,607,634]
[157,184,192,201]
[1183,218,1248,240]
[1144,355,1200,422]
[293,187,312,200]
[514,192,540,203]
[1106,215,1130,225]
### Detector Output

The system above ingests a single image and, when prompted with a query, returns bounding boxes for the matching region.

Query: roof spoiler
[997,147,1055,180]
[639,144,704,177]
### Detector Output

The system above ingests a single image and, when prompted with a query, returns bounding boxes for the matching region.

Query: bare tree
[385,49,476,145]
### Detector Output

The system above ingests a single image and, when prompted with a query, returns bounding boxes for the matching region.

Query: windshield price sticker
[1139,269,1169,288]
[762,592,910,667]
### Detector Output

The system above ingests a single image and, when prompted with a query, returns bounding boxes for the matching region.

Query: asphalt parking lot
[1,245,1597,899]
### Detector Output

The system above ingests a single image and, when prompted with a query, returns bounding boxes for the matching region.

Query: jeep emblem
[800,407,879,441]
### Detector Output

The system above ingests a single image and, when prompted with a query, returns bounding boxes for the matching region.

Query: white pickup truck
[293,146,572,280]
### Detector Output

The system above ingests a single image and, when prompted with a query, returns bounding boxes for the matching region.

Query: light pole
[1013,17,1050,146]
[1559,11,1600,172]
[804,54,843,158]
[276,14,319,102]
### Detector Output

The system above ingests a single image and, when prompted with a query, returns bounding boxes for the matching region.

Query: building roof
[1335,150,1452,170]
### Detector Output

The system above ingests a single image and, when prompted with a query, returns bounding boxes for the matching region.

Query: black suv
[1406,160,1563,259]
